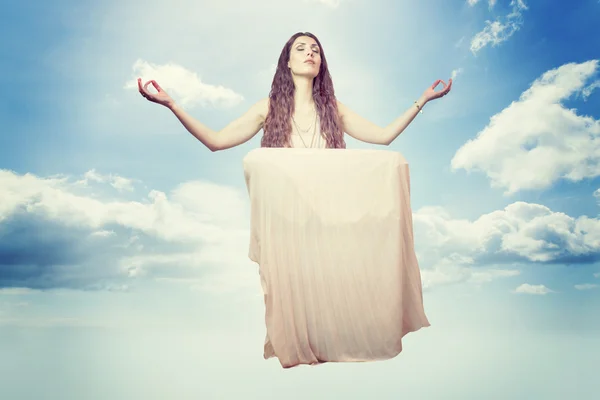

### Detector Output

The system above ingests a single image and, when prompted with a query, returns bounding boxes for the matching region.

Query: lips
[304,60,315,64]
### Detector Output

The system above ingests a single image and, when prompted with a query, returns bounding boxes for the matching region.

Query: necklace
[291,108,316,133]
[292,112,318,148]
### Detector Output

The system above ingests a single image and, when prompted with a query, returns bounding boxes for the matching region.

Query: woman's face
[287,35,321,78]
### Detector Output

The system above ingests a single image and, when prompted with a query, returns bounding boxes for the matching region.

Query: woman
[137,32,452,151]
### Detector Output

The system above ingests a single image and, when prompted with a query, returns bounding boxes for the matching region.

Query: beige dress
[243,147,430,369]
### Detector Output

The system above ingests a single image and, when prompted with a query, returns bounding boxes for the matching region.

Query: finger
[139,85,152,100]
[144,82,157,98]
[146,82,160,97]
[139,79,151,95]
[138,80,148,96]
[443,81,452,94]
[431,79,441,90]
[151,80,163,92]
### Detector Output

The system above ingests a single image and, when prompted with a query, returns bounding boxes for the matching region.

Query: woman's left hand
[423,78,452,102]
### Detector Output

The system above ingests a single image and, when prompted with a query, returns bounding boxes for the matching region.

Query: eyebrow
[295,42,319,48]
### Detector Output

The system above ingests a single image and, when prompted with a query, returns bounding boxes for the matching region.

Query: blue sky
[1,0,599,398]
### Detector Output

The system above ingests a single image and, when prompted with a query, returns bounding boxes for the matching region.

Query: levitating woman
[139,31,453,368]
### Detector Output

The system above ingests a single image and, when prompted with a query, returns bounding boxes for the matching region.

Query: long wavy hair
[261,32,346,149]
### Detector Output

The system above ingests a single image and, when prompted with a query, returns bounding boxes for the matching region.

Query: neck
[292,76,315,110]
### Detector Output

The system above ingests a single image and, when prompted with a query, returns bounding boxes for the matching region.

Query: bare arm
[138,78,268,152]
[337,96,428,146]
[337,79,452,146]
[170,98,268,152]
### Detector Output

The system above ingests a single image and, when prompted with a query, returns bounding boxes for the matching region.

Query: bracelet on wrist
[414,100,423,114]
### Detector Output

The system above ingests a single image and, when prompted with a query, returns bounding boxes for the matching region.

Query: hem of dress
[264,320,431,368]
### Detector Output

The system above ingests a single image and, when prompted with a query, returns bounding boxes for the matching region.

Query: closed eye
[296,46,320,53]
[297,49,320,55]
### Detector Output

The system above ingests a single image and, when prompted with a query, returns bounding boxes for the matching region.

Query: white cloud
[420,261,520,290]
[0,169,248,244]
[90,230,116,238]
[0,169,253,292]
[420,256,477,289]
[514,283,553,295]
[451,60,600,194]
[125,60,244,109]
[414,200,600,268]
[470,268,521,284]
[467,0,497,7]
[117,228,251,280]
[75,169,135,192]
[451,68,464,80]
[574,283,598,291]
[582,80,600,100]
[470,0,528,54]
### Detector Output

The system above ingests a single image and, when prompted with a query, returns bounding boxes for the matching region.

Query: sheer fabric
[243,148,430,368]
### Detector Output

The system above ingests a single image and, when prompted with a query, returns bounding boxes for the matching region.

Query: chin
[294,70,319,79]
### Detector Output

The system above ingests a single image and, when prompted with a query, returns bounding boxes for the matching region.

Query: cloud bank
[0,169,251,292]
[451,60,600,194]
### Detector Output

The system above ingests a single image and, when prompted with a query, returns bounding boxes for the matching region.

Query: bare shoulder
[336,99,348,118]
[252,97,270,121]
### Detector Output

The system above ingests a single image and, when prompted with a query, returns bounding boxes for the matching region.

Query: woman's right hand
[138,78,176,109]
